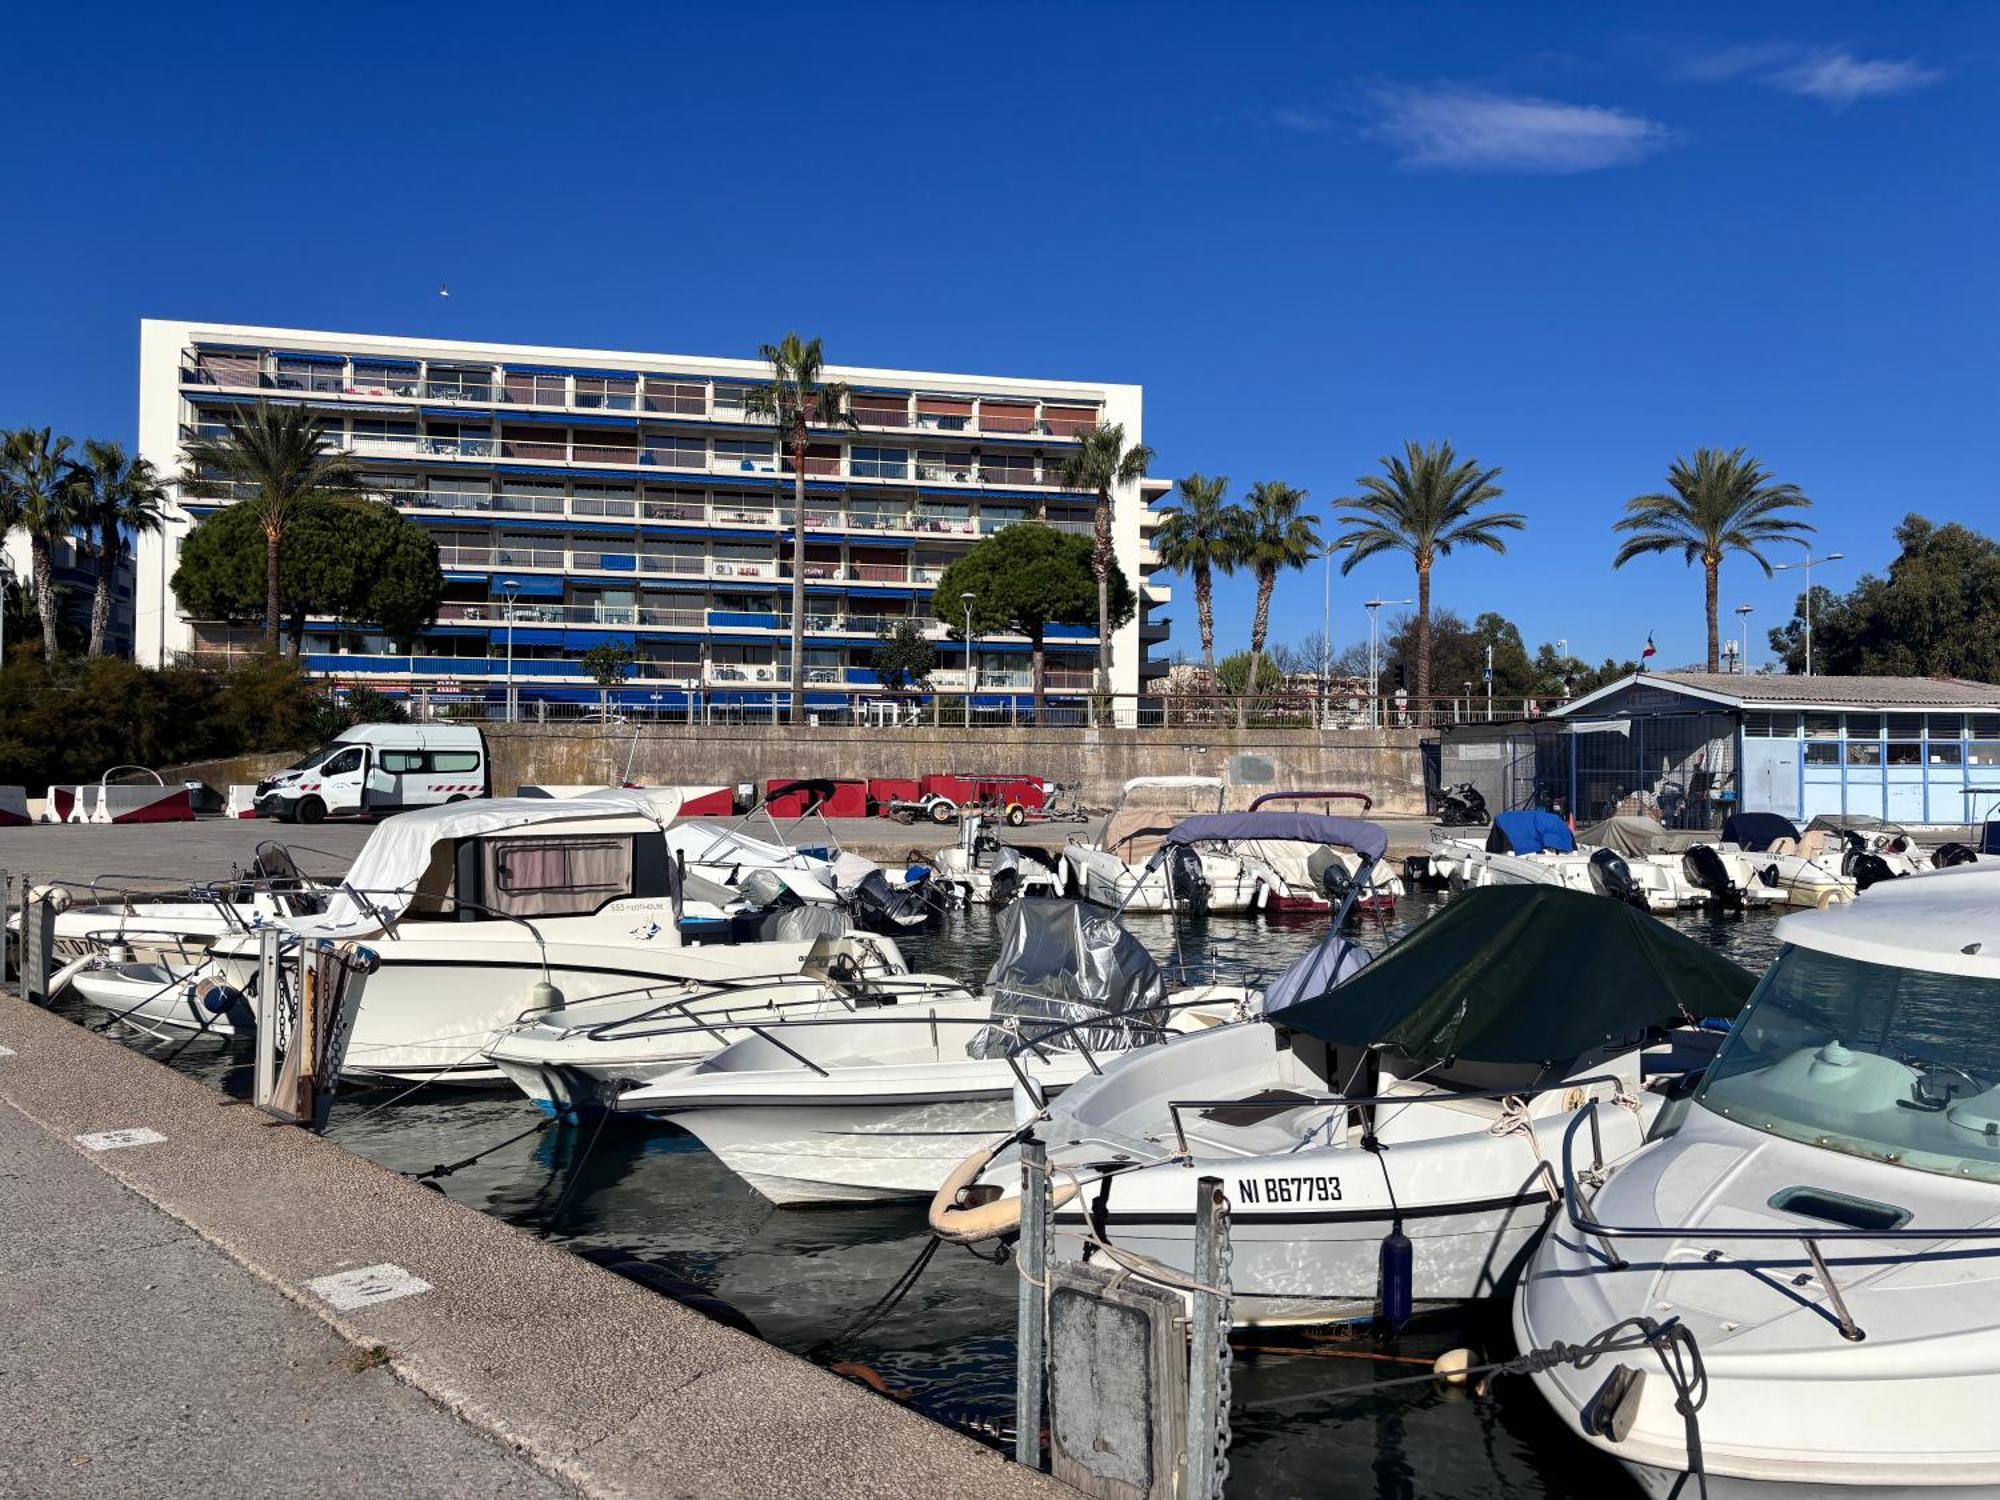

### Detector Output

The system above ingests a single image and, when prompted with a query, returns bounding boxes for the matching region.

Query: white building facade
[135,320,1172,715]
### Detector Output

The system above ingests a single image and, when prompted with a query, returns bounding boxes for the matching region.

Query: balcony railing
[437,601,706,629]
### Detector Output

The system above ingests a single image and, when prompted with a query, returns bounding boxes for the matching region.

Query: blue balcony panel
[564,630,637,649]
[490,576,565,597]
[504,410,638,429]
[710,611,780,629]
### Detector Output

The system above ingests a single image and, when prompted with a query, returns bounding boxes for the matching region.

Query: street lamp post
[1363,597,1411,728]
[1319,538,1352,728]
[501,578,520,723]
[960,591,976,729]
[1734,604,1755,674]
[1771,547,1844,676]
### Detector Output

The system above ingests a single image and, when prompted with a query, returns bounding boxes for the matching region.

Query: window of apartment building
[714,439,776,472]
[502,424,568,461]
[712,543,768,577]
[712,384,751,420]
[351,419,418,449]
[573,483,637,518]
[980,452,1036,484]
[638,542,705,576]
[783,442,841,475]
[980,400,1035,434]
[273,356,344,393]
[424,421,493,457]
[426,364,494,400]
[496,480,564,515]
[850,445,909,480]
[189,408,235,441]
[504,370,567,406]
[1038,451,1072,486]
[359,471,420,506]
[847,497,905,530]
[639,486,706,521]
[644,433,706,469]
[979,503,1030,533]
[916,397,973,432]
[851,393,910,428]
[193,349,260,386]
[915,502,972,533]
[912,548,957,580]
[428,475,492,512]
[712,592,772,615]
[351,360,420,397]
[573,427,638,463]
[1043,404,1097,436]
[644,379,706,415]
[915,449,975,483]
[575,374,638,410]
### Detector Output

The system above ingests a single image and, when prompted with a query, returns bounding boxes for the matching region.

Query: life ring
[928,1147,1079,1244]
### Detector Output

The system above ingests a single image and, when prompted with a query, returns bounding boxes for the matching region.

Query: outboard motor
[1165,843,1211,918]
[1587,849,1648,909]
[1682,844,1743,913]
[1935,841,1981,868]
[1849,851,1899,892]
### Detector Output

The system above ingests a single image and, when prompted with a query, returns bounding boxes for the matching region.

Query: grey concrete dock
[0,992,1064,1498]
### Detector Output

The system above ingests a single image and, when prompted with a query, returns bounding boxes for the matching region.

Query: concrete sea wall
[166,725,1429,814]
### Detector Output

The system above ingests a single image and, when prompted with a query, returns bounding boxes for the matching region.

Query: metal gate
[1569,711,1738,829]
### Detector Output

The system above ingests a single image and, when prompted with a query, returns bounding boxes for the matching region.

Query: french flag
[1641,631,1657,666]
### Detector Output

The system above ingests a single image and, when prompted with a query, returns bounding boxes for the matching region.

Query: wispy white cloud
[1366,85,1671,174]
[1270,106,1335,134]
[1770,50,1941,105]
[1675,41,1942,105]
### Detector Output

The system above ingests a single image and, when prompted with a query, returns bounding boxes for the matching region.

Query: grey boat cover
[1256,927,1374,1016]
[1156,813,1389,863]
[1580,815,1705,857]
[969,899,1167,1057]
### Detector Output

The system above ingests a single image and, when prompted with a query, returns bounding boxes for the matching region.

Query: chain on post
[1212,1194,1234,1496]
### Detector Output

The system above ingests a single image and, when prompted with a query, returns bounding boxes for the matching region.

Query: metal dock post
[1016,1134,1049,1469]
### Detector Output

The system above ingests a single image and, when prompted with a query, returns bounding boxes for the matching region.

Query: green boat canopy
[1275,885,1756,1065]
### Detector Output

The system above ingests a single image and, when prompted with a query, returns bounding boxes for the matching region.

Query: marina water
[88,896,1787,1498]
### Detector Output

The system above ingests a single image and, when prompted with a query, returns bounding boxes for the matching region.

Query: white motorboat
[483,940,973,1113]
[1714,812,1855,907]
[1516,863,2000,1498]
[611,899,1250,1204]
[927,819,1065,906]
[1233,791,1404,915]
[1063,776,1262,915]
[1584,815,1788,912]
[13,842,330,967]
[929,882,1751,1326]
[196,792,875,1084]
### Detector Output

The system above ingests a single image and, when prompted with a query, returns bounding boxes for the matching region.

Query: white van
[255,724,491,823]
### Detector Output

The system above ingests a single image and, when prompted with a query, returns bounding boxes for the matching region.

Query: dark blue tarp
[1158,813,1388,863]
[1491,810,1575,855]
[1724,812,1801,852]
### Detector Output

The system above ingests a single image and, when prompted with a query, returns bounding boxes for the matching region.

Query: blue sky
[1,2,1991,669]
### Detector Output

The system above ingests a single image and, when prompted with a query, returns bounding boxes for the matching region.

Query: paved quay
[0,993,1065,1499]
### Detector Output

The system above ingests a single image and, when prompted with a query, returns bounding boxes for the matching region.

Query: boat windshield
[287,742,342,772]
[1695,943,2000,1185]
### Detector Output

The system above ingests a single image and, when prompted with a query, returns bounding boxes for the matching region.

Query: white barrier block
[93,785,196,825]
[223,785,263,818]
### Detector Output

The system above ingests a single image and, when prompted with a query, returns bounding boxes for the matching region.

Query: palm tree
[744,334,856,725]
[1152,473,1243,688]
[1,428,82,660]
[1236,481,1320,728]
[1336,441,1524,713]
[1062,422,1154,700]
[1613,447,1813,672]
[70,440,168,657]
[180,405,356,652]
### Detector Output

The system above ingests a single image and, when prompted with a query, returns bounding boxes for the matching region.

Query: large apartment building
[135,320,1172,715]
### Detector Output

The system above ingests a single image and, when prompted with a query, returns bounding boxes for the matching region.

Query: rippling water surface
[91,895,1788,1499]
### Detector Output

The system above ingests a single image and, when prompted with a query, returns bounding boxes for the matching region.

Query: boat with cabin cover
[1063,775,1262,915]
[930,874,1752,1327]
[193,792,892,1084]
[1517,861,2000,1497]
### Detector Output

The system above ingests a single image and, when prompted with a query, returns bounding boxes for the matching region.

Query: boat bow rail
[1558,1100,2000,1342]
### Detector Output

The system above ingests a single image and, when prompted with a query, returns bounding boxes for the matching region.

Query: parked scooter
[1435,782,1490,827]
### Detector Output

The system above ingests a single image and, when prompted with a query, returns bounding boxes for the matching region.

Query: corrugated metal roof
[1556,670,2000,716]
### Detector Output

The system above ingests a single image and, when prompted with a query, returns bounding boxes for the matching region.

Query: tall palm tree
[1237,481,1320,728]
[180,404,356,652]
[1612,447,1813,672]
[744,334,856,725]
[1062,422,1154,700]
[70,440,169,657]
[1336,441,1524,713]
[1151,473,1243,687]
[1,428,82,660]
